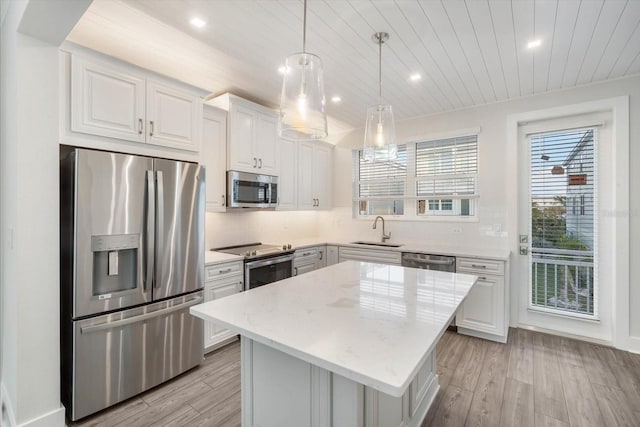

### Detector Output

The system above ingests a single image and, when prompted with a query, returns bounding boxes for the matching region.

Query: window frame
[352,129,480,222]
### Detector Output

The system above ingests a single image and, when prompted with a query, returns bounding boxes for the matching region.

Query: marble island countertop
[191,261,477,397]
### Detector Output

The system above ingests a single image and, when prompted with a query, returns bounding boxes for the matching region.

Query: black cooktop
[213,242,293,260]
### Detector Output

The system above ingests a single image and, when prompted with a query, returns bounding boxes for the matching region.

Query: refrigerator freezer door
[153,159,205,300]
[70,149,154,318]
[67,291,204,421]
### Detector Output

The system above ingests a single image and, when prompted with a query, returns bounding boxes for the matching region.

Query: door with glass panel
[518,114,613,341]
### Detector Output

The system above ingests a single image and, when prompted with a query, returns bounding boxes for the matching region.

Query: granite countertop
[191,261,477,397]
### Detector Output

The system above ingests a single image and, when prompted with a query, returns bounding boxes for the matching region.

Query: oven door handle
[245,254,294,269]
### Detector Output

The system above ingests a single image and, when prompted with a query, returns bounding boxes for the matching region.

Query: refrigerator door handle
[145,171,155,291]
[155,170,164,289]
[80,296,203,334]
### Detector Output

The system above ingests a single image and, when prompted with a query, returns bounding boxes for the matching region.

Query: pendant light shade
[363,32,397,162]
[279,0,328,141]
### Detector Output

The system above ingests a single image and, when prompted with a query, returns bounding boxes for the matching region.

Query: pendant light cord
[302,0,307,52]
[378,34,382,101]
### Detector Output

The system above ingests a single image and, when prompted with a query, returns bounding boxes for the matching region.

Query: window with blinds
[355,146,407,215]
[529,128,596,317]
[415,135,478,216]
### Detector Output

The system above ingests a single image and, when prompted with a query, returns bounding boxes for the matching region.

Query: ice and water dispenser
[91,234,139,299]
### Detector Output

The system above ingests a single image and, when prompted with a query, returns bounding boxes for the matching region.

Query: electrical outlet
[452,227,462,233]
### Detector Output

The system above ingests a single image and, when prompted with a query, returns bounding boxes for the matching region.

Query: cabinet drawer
[205,261,243,281]
[294,247,318,259]
[338,247,402,265]
[456,257,504,275]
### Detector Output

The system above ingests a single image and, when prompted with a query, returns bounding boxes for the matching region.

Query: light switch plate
[520,246,528,255]
[519,235,528,243]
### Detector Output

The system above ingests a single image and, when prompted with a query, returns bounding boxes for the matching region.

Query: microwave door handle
[155,170,164,289]
[144,171,155,291]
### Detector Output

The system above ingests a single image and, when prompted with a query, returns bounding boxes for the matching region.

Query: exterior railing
[531,247,595,316]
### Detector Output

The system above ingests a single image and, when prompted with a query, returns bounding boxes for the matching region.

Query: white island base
[242,337,439,427]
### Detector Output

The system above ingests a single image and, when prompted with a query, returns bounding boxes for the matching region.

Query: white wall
[205,210,321,249]
[1,1,90,426]
[326,75,640,348]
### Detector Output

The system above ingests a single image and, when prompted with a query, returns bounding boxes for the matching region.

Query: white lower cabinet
[456,257,510,343]
[293,247,319,276]
[317,245,327,268]
[243,339,437,427]
[204,261,243,352]
[338,247,402,265]
[326,245,339,266]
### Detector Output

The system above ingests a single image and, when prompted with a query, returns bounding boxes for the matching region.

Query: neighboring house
[564,130,595,251]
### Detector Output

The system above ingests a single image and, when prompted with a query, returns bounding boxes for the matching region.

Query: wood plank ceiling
[68,0,640,135]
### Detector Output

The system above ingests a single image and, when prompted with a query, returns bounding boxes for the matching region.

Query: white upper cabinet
[146,80,200,151]
[201,105,228,212]
[255,114,278,174]
[313,143,331,209]
[70,53,202,151]
[210,94,279,175]
[277,138,297,210]
[71,55,146,143]
[297,141,332,210]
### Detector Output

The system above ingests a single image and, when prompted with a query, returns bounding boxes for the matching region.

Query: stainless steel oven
[227,170,278,209]
[245,253,294,291]
[213,243,294,291]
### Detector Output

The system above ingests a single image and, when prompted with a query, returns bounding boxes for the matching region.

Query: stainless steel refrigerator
[60,146,205,421]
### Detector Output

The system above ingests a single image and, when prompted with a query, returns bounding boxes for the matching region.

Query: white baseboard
[625,335,640,354]
[1,382,65,427]
[17,407,65,427]
[1,382,16,427]
[517,323,612,346]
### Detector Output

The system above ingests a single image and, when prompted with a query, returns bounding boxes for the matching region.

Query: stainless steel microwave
[227,170,278,208]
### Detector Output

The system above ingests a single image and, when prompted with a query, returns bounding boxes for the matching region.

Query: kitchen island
[191,261,477,427]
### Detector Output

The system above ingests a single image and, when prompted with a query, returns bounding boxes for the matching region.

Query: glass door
[528,128,597,318]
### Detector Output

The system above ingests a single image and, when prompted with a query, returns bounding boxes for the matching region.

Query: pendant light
[278,0,328,141]
[363,32,397,162]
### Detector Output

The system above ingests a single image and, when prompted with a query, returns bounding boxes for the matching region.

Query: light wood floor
[73,329,640,427]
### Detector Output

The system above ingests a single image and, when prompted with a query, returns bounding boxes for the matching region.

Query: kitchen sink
[350,241,404,248]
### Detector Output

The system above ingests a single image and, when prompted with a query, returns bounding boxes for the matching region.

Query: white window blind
[355,146,406,216]
[356,146,407,200]
[415,135,478,199]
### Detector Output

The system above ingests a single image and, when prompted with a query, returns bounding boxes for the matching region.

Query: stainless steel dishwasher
[401,253,457,330]
[401,253,456,272]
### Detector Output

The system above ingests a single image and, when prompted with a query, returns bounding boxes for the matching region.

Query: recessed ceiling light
[527,39,542,49]
[410,73,422,82]
[190,17,206,29]
[331,96,342,103]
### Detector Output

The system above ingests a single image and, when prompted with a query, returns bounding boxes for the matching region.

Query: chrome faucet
[372,216,391,243]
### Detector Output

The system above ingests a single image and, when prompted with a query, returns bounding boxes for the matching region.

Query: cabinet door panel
[297,142,315,209]
[294,261,317,276]
[71,56,145,143]
[456,275,504,335]
[255,113,278,174]
[204,279,242,350]
[228,104,256,172]
[202,107,228,211]
[277,138,297,210]
[147,81,200,151]
[313,144,331,209]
